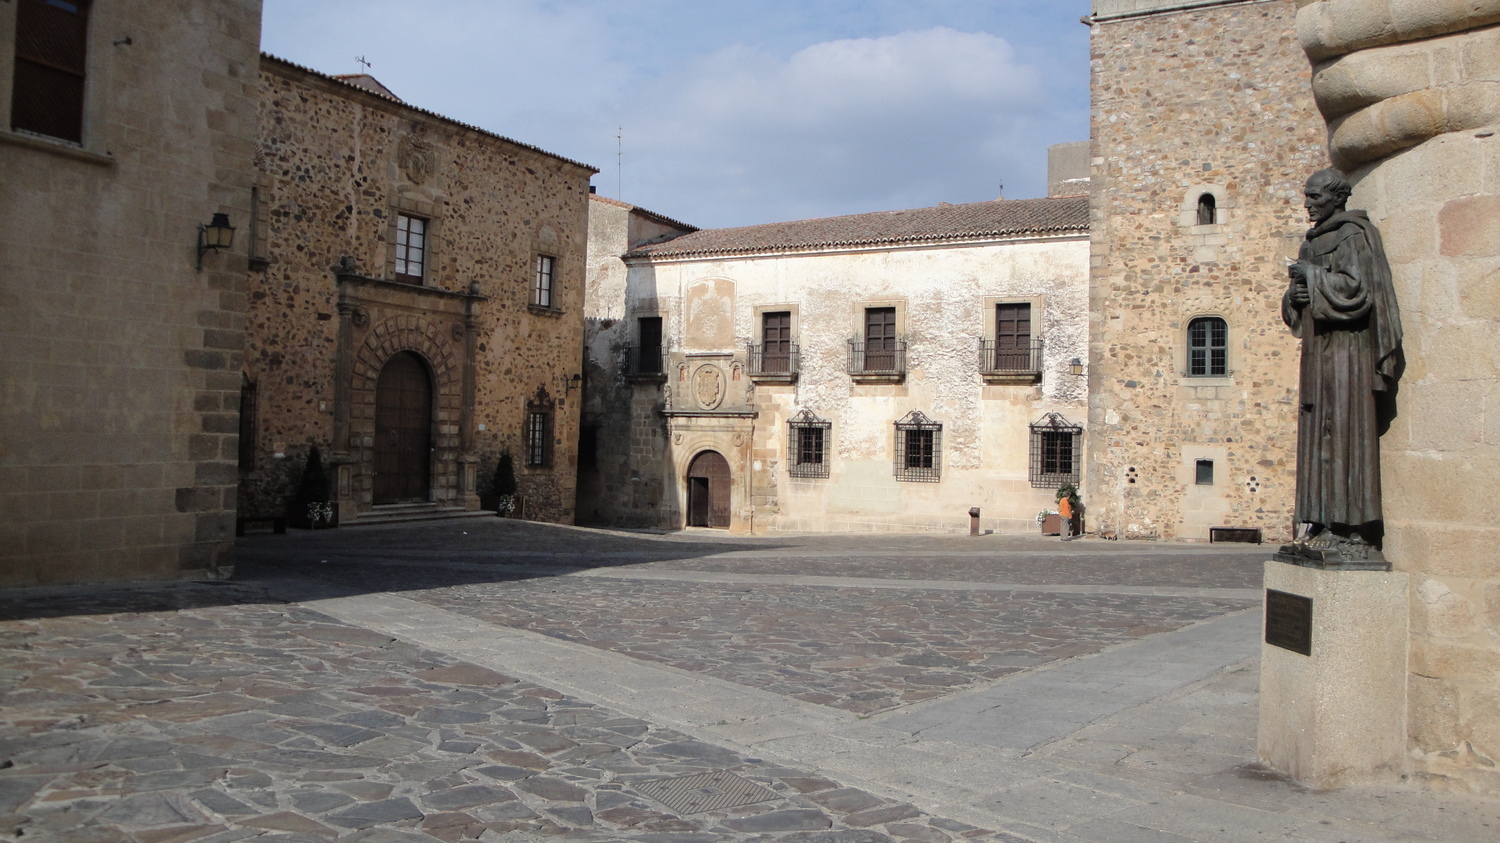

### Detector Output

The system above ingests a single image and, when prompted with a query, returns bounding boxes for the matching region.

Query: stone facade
[1085,0,1329,542]
[581,198,1091,535]
[0,0,263,586]
[1297,0,1500,796]
[243,57,594,526]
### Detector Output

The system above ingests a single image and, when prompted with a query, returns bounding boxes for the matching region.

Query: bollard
[969,507,981,537]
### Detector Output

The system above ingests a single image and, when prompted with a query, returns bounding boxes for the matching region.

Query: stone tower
[1084,0,1328,542]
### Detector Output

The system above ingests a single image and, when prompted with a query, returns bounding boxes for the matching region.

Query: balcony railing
[749,342,799,381]
[622,345,667,380]
[979,340,1043,379]
[848,338,906,381]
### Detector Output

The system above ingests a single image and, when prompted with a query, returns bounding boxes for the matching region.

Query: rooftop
[627,195,1089,260]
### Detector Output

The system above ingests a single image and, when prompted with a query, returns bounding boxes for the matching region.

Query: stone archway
[686,450,731,528]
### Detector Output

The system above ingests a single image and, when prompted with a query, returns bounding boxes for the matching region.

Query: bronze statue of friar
[1276,168,1403,571]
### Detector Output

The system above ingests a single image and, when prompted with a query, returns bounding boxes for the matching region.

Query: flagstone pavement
[0,519,1494,842]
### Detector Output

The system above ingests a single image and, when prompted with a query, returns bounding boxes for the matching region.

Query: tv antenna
[355,55,372,73]
[616,126,623,199]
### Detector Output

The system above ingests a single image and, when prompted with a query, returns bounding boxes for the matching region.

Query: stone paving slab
[237,520,1267,589]
[0,584,997,843]
[320,571,1250,715]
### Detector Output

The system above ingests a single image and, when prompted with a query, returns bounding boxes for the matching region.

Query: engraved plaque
[1265,589,1313,656]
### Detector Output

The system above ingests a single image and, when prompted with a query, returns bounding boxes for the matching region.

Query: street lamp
[196,212,235,270]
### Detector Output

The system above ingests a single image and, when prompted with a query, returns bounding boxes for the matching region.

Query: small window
[533,255,556,308]
[1187,316,1228,377]
[395,214,427,283]
[894,411,942,482]
[787,409,830,479]
[11,0,91,143]
[1030,412,1082,488]
[1197,193,1217,226]
[1196,459,1214,485]
[525,386,555,468]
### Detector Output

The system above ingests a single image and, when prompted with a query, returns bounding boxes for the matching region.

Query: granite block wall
[0,0,263,585]
[1086,0,1328,542]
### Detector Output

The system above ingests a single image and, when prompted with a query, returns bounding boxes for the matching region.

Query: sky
[259,1,1092,229]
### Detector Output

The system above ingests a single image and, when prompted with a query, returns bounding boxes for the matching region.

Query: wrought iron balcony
[622,345,667,381]
[847,338,906,382]
[979,339,1043,382]
[748,342,799,382]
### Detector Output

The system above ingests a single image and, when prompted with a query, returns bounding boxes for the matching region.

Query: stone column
[332,278,359,523]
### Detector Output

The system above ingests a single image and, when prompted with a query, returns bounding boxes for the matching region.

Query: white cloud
[625,28,1053,225]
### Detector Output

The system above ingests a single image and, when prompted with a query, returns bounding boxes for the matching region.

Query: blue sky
[260,1,1091,228]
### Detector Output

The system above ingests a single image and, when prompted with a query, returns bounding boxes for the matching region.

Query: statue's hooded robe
[1281,209,1402,529]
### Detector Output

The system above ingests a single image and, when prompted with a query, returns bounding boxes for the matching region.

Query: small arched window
[1188,317,1228,376]
[1196,193,1217,226]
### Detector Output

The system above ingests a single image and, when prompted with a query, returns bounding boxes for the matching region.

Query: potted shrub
[288,444,335,529]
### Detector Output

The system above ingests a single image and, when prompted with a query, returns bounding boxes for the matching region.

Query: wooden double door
[686,450,731,529]
[373,352,432,504]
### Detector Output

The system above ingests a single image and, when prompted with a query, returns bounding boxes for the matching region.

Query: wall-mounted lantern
[196,212,235,270]
[1069,357,1085,377]
[563,373,583,393]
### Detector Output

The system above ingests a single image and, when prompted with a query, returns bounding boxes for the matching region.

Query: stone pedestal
[1258,561,1409,788]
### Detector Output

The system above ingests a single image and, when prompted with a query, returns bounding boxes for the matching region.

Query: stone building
[1292,0,1500,796]
[0,0,263,586]
[580,195,1090,534]
[241,56,595,526]
[1083,0,1329,542]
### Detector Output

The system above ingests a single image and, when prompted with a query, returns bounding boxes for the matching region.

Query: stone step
[347,504,498,527]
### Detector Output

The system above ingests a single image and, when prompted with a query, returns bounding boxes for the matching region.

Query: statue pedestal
[1257,561,1409,788]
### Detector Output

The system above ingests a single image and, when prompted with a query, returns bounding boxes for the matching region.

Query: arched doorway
[373,351,432,504]
[686,450,731,528]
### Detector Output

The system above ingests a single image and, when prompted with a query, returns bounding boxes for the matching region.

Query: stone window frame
[1177,184,1233,230]
[750,303,799,383]
[1183,313,1232,378]
[980,295,1045,383]
[388,195,439,287]
[850,298,907,383]
[0,0,116,164]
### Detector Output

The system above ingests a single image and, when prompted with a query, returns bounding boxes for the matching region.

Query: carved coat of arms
[693,365,725,410]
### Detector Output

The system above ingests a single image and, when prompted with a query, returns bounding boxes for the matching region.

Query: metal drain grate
[632,771,778,815]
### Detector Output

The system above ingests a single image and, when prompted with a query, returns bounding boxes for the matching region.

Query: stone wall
[578,196,694,527]
[245,58,593,525]
[0,0,263,586]
[1085,0,1328,542]
[1297,0,1500,796]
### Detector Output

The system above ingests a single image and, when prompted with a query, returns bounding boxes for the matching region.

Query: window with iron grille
[1187,316,1228,376]
[395,214,427,283]
[238,377,258,473]
[525,386,555,468]
[787,410,830,479]
[1029,412,1082,488]
[533,255,556,308]
[11,0,90,143]
[894,411,942,482]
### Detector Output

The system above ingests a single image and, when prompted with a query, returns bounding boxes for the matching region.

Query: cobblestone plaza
[1,521,1495,841]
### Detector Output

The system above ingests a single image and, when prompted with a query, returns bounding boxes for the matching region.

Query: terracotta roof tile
[588,194,697,233]
[627,196,1089,260]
